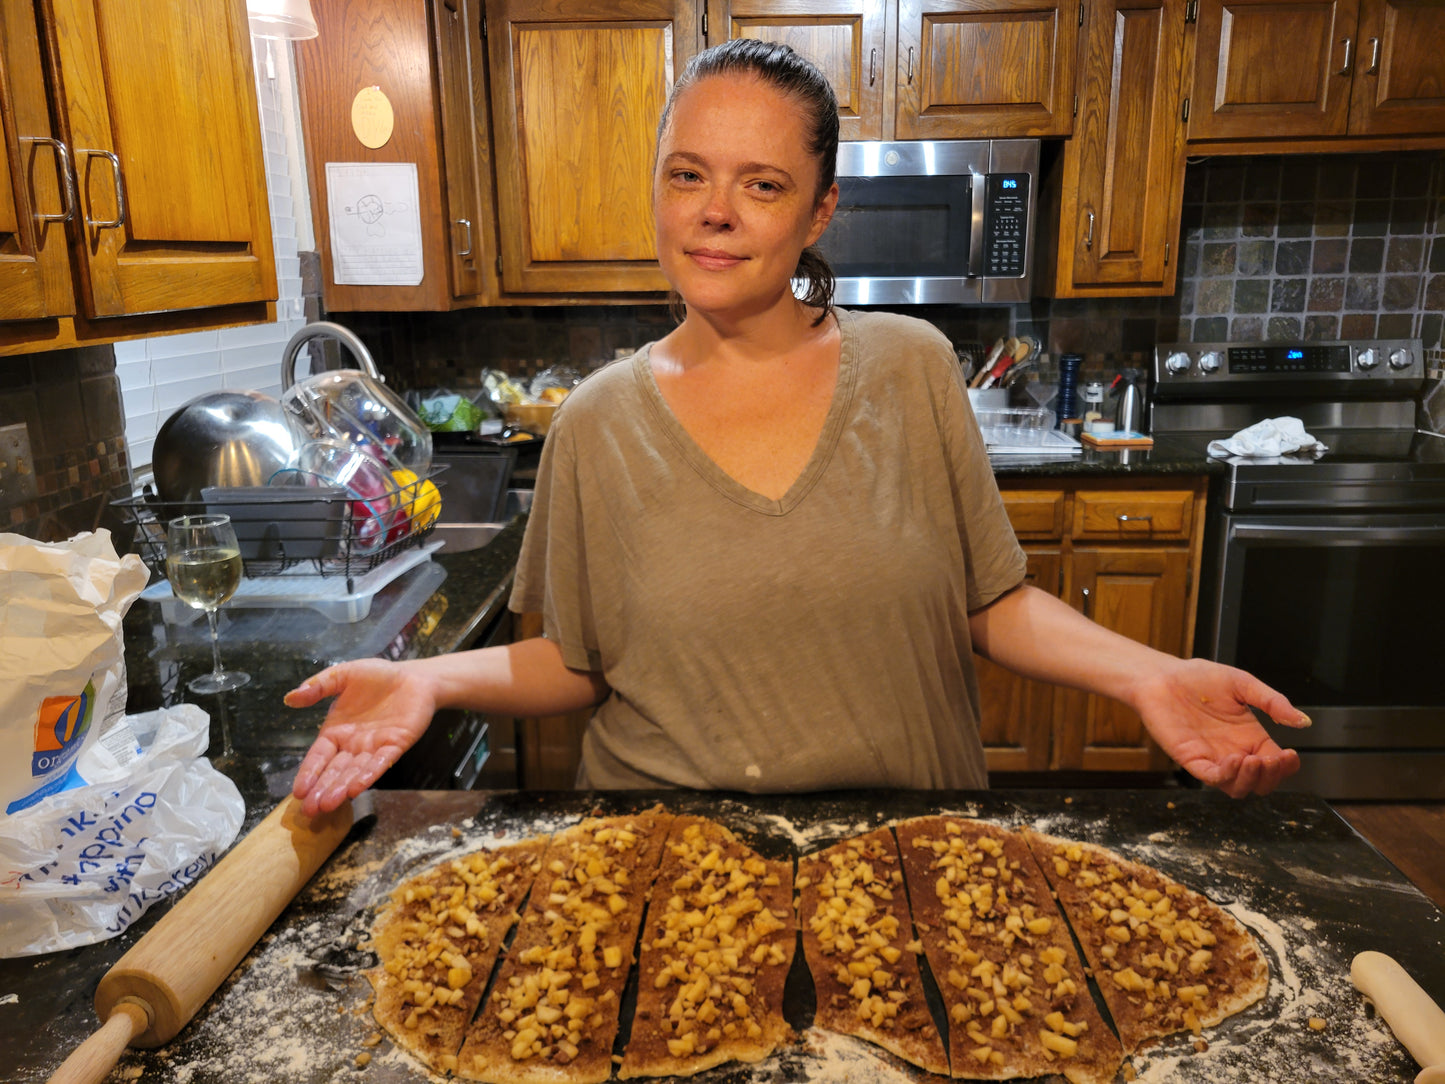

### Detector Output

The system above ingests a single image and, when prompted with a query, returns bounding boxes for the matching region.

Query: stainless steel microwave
[813,139,1039,306]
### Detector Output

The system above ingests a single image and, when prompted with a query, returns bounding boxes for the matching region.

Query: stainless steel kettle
[1115,381,1146,433]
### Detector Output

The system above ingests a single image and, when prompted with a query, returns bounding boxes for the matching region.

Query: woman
[286,40,1309,817]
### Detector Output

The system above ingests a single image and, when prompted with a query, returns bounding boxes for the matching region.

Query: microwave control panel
[982,174,1029,277]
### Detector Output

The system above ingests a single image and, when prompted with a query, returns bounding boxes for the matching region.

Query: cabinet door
[895,0,1079,138]
[707,0,889,141]
[976,547,1061,772]
[0,0,74,320]
[435,0,486,298]
[44,0,276,316]
[1346,0,1445,135]
[1053,546,1186,771]
[486,0,698,293]
[1187,0,1360,140]
[1051,0,1185,295]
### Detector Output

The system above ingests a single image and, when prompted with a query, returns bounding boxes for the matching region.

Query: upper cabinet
[1039,0,1186,297]
[485,0,699,294]
[707,0,1078,140]
[1186,0,1445,145]
[1,0,277,354]
[295,0,500,310]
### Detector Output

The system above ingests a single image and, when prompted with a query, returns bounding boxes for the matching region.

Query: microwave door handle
[968,170,986,278]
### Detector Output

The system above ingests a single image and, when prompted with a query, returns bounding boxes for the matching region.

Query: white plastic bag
[0,704,245,957]
[0,529,148,814]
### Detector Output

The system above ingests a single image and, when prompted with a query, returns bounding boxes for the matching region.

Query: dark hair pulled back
[658,38,839,325]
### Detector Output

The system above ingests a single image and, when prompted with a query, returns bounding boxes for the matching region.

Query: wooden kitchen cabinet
[1185,0,1445,147]
[708,0,1077,140]
[0,0,276,355]
[980,477,1207,777]
[484,0,699,294]
[1039,0,1186,297]
[295,0,501,310]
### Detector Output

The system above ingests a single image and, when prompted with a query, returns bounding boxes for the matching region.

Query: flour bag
[0,530,149,815]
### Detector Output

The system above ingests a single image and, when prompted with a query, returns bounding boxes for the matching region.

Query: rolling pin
[47,793,367,1084]
[1351,950,1445,1084]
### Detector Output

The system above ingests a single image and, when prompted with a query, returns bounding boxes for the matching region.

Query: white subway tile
[145,329,221,358]
[152,353,222,385]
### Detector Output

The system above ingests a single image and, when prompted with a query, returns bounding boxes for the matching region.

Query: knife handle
[1351,951,1445,1077]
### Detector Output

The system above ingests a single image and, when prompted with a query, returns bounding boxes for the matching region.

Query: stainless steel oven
[1152,339,1445,799]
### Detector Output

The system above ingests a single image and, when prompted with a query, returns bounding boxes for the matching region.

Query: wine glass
[166,514,250,695]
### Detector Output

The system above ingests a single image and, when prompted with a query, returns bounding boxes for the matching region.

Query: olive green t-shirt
[509,309,1027,791]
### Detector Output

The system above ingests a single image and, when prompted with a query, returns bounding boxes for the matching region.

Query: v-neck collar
[635,309,859,516]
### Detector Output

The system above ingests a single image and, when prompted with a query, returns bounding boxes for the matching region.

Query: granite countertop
[988,433,1223,478]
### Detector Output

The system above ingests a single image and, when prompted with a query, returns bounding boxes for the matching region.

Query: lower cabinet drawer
[1071,489,1194,540]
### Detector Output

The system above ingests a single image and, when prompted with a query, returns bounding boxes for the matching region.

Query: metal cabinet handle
[1117,513,1153,523]
[1365,37,1380,75]
[79,148,127,230]
[1084,209,1095,250]
[20,136,75,224]
[906,47,914,84]
[454,218,472,257]
[1080,585,1092,617]
[869,47,876,87]
[1338,36,1353,75]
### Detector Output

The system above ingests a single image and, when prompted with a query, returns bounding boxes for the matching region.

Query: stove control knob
[1198,350,1223,373]
[1357,347,1379,370]
[1388,347,1413,370]
[1165,351,1193,375]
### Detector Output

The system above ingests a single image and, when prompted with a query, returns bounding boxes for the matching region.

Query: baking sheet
[25,789,1445,1083]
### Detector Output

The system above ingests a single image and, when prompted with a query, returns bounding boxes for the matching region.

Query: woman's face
[653,72,837,320]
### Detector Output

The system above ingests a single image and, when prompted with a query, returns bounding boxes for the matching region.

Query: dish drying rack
[114,467,446,595]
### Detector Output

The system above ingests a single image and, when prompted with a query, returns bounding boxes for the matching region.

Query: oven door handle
[1231,521,1445,544]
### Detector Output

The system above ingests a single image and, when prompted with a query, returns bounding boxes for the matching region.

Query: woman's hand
[285,659,438,817]
[1129,657,1311,798]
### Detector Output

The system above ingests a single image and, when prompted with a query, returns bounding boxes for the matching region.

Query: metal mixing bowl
[151,390,301,504]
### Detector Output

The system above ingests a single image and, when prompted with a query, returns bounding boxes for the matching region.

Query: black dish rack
[114,467,445,591]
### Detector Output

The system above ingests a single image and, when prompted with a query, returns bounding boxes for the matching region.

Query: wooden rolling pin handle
[1351,950,1445,1083]
[47,999,150,1084]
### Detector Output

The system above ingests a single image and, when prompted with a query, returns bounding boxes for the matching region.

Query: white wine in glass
[166,514,249,695]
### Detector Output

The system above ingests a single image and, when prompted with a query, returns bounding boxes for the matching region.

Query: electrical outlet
[0,423,38,508]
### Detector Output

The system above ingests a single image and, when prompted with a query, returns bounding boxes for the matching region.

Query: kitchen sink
[431,522,507,553]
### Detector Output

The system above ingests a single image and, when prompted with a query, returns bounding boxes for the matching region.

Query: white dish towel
[1207,416,1327,458]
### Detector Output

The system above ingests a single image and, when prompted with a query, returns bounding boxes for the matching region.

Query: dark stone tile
[1387,236,1426,272]
[1390,198,1428,235]
[1202,242,1238,276]
[1279,160,1318,202]
[1378,313,1415,339]
[1346,275,1380,310]
[1202,203,1241,238]
[1316,199,1352,236]
[75,346,115,379]
[1431,238,1445,273]
[1121,319,1156,354]
[1277,202,1315,237]
[1176,277,1197,315]
[0,357,32,391]
[1243,160,1282,202]
[1179,201,1204,231]
[1317,159,1357,200]
[1270,278,1307,313]
[1234,278,1270,313]
[1394,158,1433,198]
[1424,274,1445,311]
[1268,316,1303,339]
[32,381,86,458]
[1303,314,1338,341]
[79,375,124,441]
[1383,275,1422,311]
[1421,312,1443,350]
[1275,240,1311,275]
[1206,164,1246,203]
[1313,238,1349,273]
[1193,317,1228,342]
[1241,202,1278,236]
[1349,237,1385,273]
[1308,277,1345,312]
[1182,240,1201,277]
[1237,239,1275,275]
[1351,199,1390,236]
[1182,166,1206,205]
[1230,316,1264,340]
[1341,312,1377,339]
[32,349,79,385]
[1196,279,1233,315]
[1355,162,1394,200]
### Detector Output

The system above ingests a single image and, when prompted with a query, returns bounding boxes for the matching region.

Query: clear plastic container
[976,407,1053,446]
